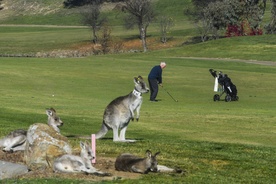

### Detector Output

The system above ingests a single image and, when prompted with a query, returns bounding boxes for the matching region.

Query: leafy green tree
[265,0,276,34]
[185,0,266,41]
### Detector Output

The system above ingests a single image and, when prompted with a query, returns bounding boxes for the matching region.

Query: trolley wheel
[225,95,231,102]
[213,94,220,101]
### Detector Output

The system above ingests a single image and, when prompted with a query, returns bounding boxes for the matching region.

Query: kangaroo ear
[49,108,56,113]
[154,152,161,157]
[84,141,90,147]
[134,77,140,84]
[80,141,85,149]
[146,150,152,158]
[46,109,53,117]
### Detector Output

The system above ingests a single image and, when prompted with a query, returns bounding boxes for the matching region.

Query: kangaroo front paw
[136,118,139,122]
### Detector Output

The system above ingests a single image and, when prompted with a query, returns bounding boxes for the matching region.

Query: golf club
[161,86,178,102]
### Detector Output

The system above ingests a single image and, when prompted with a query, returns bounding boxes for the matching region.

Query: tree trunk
[92,27,97,43]
[140,27,147,52]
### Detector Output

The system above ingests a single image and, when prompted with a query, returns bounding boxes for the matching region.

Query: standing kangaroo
[53,141,110,176]
[115,150,160,174]
[0,108,63,152]
[95,76,149,142]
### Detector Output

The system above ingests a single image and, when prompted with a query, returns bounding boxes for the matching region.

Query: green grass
[0,26,91,54]
[2,25,276,61]
[0,54,275,183]
[0,0,276,183]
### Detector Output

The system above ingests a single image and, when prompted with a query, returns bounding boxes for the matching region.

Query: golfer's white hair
[160,62,166,67]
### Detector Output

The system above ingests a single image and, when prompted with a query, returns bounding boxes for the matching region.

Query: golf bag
[209,69,239,102]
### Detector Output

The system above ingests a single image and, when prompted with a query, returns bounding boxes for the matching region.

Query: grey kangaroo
[53,141,111,176]
[45,108,63,133]
[0,108,63,152]
[115,150,183,174]
[95,75,149,142]
[115,150,160,174]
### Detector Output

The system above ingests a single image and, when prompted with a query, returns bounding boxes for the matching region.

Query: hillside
[0,0,194,56]
[0,0,275,60]
[0,0,63,18]
[0,0,190,25]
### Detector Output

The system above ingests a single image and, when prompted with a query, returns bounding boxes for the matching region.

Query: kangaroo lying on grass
[115,150,183,174]
[95,76,149,142]
[0,108,63,152]
[115,150,160,174]
[53,141,111,176]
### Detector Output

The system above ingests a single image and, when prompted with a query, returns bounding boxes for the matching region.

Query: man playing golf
[148,62,166,102]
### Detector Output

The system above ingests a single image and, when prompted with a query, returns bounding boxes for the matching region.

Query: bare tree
[159,16,174,43]
[81,1,107,43]
[123,0,156,52]
[99,23,112,54]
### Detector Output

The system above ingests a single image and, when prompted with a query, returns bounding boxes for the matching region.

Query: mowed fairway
[0,53,275,183]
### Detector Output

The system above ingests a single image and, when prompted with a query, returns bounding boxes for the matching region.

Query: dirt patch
[0,150,141,182]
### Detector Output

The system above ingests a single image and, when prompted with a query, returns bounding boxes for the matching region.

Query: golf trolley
[209,69,239,102]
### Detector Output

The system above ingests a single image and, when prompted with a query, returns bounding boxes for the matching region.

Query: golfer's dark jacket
[148,65,162,83]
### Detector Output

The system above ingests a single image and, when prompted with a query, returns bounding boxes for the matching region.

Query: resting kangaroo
[53,141,110,176]
[95,76,149,142]
[0,108,63,152]
[45,108,63,133]
[115,150,183,174]
[115,150,160,174]
[0,129,27,152]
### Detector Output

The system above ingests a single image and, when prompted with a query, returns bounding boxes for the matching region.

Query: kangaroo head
[46,108,63,132]
[80,141,95,161]
[146,150,160,172]
[134,76,149,94]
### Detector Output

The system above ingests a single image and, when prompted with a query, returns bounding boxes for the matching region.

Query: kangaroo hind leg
[112,126,120,142]
[3,135,26,152]
[119,127,136,143]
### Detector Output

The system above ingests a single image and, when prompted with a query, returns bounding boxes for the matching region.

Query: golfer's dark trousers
[148,78,158,101]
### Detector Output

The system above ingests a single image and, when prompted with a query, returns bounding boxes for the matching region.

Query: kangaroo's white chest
[130,90,142,111]
[130,97,142,110]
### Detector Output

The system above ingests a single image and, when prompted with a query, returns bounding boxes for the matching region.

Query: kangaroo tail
[95,122,109,139]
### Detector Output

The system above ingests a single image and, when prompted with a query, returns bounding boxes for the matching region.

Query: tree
[81,1,107,43]
[63,0,125,8]
[0,0,3,11]
[64,0,93,8]
[265,0,276,34]
[123,0,156,52]
[99,23,112,54]
[159,16,174,43]
[185,0,265,41]
[185,0,231,41]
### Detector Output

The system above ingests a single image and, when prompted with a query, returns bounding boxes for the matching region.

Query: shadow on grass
[66,135,144,142]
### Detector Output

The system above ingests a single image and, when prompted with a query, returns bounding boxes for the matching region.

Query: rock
[24,123,72,170]
[0,161,29,179]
